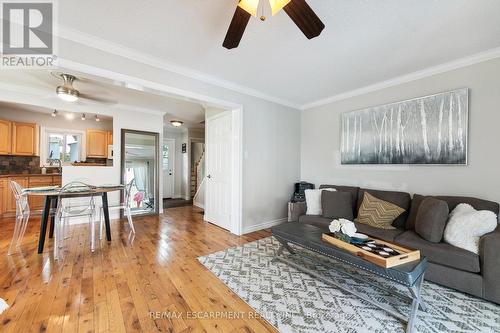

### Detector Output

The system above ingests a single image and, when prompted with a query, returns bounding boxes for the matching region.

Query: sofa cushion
[305,188,336,215]
[320,185,359,215]
[415,197,449,243]
[357,188,411,229]
[298,215,331,230]
[444,204,498,254]
[407,194,500,230]
[353,222,404,242]
[395,231,481,273]
[321,190,354,220]
[355,192,405,230]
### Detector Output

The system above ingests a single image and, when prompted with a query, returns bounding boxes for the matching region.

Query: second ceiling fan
[223,0,325,49]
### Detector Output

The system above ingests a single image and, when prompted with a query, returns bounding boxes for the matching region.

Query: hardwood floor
[0,206,276,333]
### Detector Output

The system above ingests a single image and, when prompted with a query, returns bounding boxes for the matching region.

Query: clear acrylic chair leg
[17,212,30,246]
[126,208,135,234]
[99,207,103,240]
[89,215,95,252]
[7,216,23,255]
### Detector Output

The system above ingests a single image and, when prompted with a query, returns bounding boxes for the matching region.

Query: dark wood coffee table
[272,222,428,333]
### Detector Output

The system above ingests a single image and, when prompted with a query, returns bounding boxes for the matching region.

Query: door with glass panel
[162,139,175,199]
[121,129,159,216]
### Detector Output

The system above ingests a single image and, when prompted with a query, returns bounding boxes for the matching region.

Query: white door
[205,111,232,230]
[162,139,175,199]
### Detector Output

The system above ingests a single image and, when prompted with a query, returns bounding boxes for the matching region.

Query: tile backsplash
[0,156,46,174]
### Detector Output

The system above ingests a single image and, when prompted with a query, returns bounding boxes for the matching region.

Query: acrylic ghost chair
[98,178,136,240]
[53,181,97,259]
[7,181,31,255]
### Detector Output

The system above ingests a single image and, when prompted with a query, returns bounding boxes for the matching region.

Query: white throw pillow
[305,188,336,215]
[443,203,498,254]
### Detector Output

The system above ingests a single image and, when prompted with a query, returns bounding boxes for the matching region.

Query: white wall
[60,37,302,231]
[301,58,500,204]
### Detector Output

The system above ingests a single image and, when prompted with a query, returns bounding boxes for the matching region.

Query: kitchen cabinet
[4,177,29,214]
[1,175,61,216]
[107,131,113,145]
[0,119,39,156]
[12,122,39,156]
[28,176,53,210]
[0,120,11,155]
[86,129,108,158]
[0,180,4,215]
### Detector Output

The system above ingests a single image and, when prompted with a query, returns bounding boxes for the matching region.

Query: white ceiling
[57,0,500,107]
[0,70,206,128]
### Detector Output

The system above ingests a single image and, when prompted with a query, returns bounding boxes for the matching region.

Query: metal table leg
[102,192,112,241]
[406,273,425,333]
[49,196,58,238]
[37,196,52,254]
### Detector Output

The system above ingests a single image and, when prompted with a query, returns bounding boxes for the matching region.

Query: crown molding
[57,26,301,110]
[301,46,500,110]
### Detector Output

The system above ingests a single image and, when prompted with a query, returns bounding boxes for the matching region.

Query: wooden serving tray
[322,233,420,268]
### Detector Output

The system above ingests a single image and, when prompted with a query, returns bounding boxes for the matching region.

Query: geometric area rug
[198,237,500,333]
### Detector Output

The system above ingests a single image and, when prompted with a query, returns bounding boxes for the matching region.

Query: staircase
[190,150,205,197]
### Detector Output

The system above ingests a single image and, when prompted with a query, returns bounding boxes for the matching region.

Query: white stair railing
[193,177,206,209]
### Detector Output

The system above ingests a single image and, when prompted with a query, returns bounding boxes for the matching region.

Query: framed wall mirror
[121,129,159,216]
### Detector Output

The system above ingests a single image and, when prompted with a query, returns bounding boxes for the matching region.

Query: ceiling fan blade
[283,0,325,39]
[223,6,251,49]
[79,93,117,105]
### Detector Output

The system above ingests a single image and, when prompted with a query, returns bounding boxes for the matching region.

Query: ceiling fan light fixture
[51,110,57,117]
[170,120,183,127]
[56,73,79,102]
[269,0,291,15]
[238,0,259,16]
[56,85,79,102]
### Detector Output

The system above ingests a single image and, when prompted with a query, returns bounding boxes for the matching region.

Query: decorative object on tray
[341,88,468,165]
[322,232,420,268]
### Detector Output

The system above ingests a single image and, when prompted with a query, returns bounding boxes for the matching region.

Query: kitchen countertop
[0,173,62,178]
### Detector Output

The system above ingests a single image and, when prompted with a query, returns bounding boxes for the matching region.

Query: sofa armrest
[288,201,307,222]
[479,227,500,304]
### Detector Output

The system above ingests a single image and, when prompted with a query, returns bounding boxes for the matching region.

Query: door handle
[207,174,211,179]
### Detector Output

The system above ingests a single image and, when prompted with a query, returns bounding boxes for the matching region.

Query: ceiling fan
[223,0,325,49]
[51,72,116,104]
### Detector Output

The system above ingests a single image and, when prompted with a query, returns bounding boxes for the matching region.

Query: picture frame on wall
[340,88,469,165]
[182,143,187,153]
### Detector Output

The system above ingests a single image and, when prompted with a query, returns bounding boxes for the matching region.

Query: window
[46,131,82,165]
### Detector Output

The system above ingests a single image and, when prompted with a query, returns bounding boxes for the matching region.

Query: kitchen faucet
[47,159,62,174]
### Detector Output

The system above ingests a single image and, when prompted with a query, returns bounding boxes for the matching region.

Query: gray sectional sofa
[289,184,500,304]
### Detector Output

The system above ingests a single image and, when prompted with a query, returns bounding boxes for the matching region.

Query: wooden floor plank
[0,206,276,333]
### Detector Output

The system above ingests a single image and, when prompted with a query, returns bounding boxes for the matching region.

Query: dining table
[24,185,125,254]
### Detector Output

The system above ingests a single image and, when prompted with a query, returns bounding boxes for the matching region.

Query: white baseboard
[242,218,286,234]
[193,201,204,209]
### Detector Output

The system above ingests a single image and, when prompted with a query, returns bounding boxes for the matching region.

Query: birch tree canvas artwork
[341,88,468,165]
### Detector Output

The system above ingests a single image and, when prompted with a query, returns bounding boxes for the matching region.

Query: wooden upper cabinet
[11,122,39,156]
[86,129,108,158]
[107,131,113,145]
[0,120,12,155]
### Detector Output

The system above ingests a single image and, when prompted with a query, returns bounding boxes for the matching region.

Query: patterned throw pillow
[355,192,405,229]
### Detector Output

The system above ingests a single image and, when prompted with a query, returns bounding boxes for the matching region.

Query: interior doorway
[162,138,175,199]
